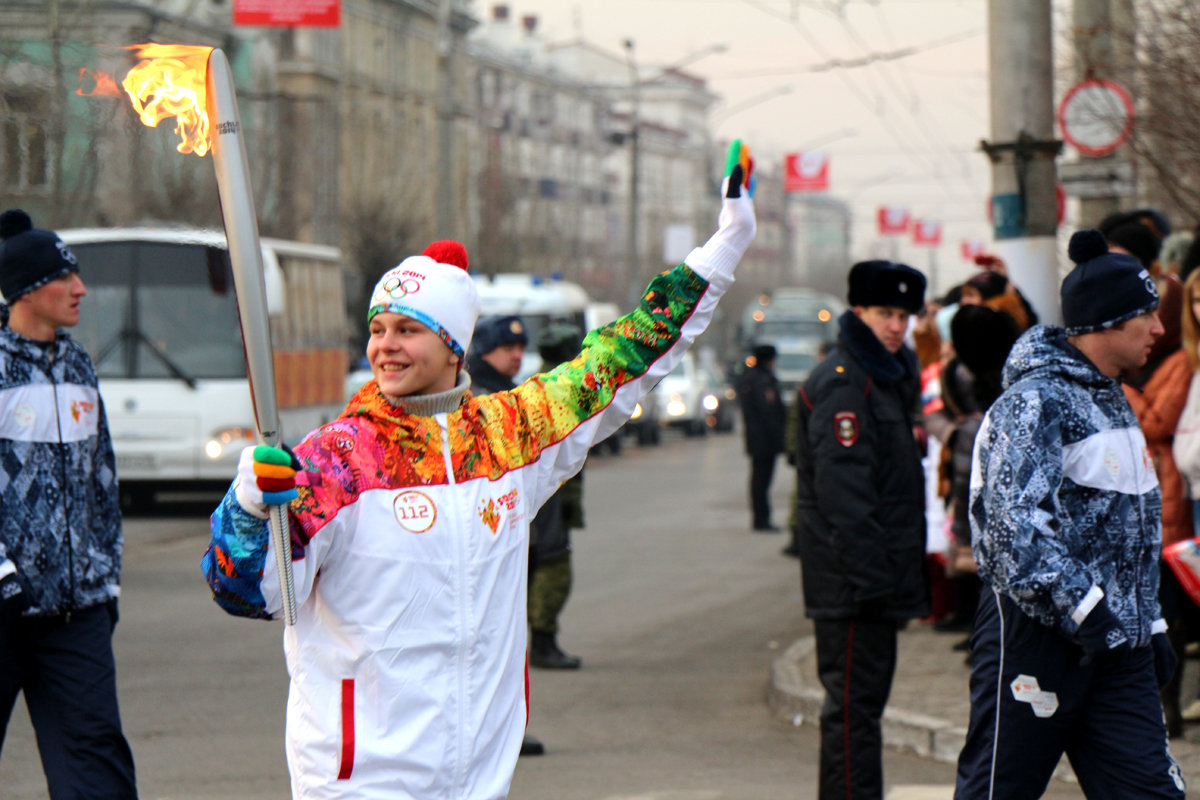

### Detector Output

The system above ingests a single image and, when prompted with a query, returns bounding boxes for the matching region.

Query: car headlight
[701,393,719,412]
[205,426,257,460]
[666,393,687,417]
[631,402,644,420]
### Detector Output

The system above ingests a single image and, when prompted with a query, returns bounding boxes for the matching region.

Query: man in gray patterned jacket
[0,210,137,799]
[955,228,1184,799]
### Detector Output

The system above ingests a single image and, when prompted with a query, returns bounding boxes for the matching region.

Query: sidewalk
[768,620,1200,787]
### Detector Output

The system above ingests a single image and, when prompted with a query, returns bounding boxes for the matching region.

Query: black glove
[0,570,31,620]
[1152,632,1178,689]
[1077,602,1130,665]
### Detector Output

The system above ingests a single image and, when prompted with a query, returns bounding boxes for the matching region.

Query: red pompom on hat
[422,240,469,271]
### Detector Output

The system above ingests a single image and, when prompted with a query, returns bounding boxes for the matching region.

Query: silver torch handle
[205,48,297,626]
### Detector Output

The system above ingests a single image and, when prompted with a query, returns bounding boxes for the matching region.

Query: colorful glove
[234,444,301,519]
[688,140,757,278]
[0,561,31,620]
[1077,601,1131,665]
[1152,631,1177,689]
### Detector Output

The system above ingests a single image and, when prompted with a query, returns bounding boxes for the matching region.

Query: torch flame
[120,44,214,157]
[76,68,122,97]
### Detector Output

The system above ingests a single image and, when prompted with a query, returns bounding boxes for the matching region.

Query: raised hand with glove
[234,444,301,519]
[685,139,756,282]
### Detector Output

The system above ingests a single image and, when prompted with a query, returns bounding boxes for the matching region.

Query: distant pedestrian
[793,259,929,800]
[467,314,528,394]
[739,343,786,531]
[0,210,138,799]
[956,229,1185,799]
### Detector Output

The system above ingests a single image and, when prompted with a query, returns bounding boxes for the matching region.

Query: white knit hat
[367,241,481,359]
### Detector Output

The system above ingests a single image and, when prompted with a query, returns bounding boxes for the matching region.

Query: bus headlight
[631,402,644,420]
[701,393,719,412]
[205,426,257,459]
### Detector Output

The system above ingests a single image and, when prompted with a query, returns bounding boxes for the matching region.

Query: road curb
[768,636,1081,784]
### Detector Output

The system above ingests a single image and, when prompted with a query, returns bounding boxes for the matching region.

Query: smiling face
[367,312,460,397]
[9,271,87,341]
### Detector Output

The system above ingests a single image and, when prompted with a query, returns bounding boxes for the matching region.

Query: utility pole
[624,39,640,307]
[1072,0,1135,226]
[435,0,454,236]
[981,0,1062,324]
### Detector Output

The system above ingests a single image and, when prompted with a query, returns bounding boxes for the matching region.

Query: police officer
[793,259,929,800]
[466,314,528,393]
[739,343,786,531]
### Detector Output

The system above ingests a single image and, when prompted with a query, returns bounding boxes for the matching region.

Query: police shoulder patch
[834,411,858,447]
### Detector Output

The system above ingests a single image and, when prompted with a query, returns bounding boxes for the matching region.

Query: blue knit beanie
[0,210,79,302]
[1061,229,1159,335]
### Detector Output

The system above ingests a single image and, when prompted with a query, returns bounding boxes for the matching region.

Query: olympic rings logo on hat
[381,276,421,299]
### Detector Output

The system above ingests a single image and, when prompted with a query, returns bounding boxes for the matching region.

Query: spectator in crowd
[956,229,1184,798]
[794,259,929,800]
[940,305,1020,652]
[739,343,786,532]
[1169,268,1200,726]
[0,210,138,799]
[1120,247,1192,738]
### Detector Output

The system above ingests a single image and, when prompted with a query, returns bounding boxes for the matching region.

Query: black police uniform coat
[793,311,929,621]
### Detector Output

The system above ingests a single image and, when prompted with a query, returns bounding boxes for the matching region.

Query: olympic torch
[90,43,298,624]
[204,49,298,626]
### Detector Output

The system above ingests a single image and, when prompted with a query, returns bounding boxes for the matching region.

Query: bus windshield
[69,241,247,380]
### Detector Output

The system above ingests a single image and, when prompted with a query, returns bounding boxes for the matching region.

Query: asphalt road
[1,428,1040,799]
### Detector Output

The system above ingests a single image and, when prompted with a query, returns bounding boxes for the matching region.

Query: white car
[655,351,718,437]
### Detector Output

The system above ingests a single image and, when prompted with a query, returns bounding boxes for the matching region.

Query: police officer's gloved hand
[0,562,31,620]
[1151,631,1177,689]
[234,444,301,520]
[1077,602,1131,665]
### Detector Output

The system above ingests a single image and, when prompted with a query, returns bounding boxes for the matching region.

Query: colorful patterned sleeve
[202,487,273,619]
[467,262,719,510]
[969,390,1093,632]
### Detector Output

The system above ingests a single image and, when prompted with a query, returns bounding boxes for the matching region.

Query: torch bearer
[205,49,297,626]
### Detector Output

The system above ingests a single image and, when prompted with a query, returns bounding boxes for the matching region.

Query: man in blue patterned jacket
[955,229,1185,799]
[0,210,137,799]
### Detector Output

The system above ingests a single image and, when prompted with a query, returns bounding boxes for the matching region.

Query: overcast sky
[502,0,1063,291]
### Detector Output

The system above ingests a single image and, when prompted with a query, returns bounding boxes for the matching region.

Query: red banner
[912,219,943,247]
[960,240,985,261]
[784,152,830,193]
[877,206,910,236]
[234,0,340,27]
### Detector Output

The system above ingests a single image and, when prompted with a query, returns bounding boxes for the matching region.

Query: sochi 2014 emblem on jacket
[834,411,858,447]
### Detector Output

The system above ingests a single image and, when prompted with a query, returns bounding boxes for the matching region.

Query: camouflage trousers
[528,553,572,634]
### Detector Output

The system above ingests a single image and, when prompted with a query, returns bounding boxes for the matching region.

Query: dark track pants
[0,601,138,800]
[749,452,778,528]
[814,617,898,800]
[955,590,1186,799]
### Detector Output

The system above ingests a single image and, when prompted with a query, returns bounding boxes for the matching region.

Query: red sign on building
[234,0,340,27]
[960,239,985,261]
[912,220,943,247]
[877,206,910,236]
[784,152,831,193]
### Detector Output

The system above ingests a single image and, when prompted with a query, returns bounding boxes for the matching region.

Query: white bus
[60,227,349,504]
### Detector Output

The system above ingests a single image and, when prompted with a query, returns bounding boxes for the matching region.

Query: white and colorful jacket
[202,250,738,799]
[970,325,1164,648]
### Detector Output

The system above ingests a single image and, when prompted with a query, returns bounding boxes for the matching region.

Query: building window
[1,92,54,193]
